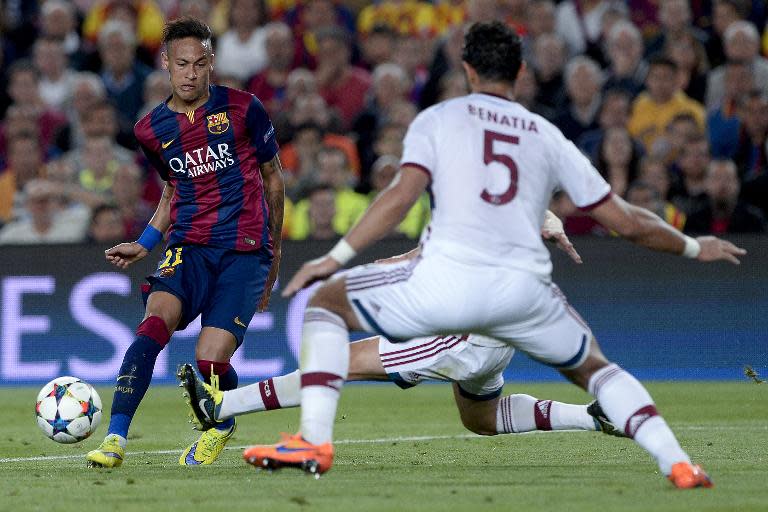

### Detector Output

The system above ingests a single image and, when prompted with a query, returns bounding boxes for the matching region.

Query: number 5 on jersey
[482,130,519,205]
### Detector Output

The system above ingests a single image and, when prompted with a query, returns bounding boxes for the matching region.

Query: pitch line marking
[1,425,764,464]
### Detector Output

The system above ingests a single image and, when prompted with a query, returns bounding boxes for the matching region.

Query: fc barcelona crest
[207,112,230,134]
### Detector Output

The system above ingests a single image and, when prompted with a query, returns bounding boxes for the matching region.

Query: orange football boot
[243,433,334,477]
[668,462,714,489]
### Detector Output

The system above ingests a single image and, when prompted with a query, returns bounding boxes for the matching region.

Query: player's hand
[258,251,280,312]
[281,255,341,298]
[696,236,747,265]
[541,211,582,264]
[105,242,148,269]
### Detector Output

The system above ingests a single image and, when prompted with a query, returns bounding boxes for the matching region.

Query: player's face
[163,37,214,106]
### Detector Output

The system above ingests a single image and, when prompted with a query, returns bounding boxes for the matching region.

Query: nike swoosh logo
[161,139,175,149]
[199,399,211,419]
[234,317,246,327]
[276,446,314,454]
[116,375,134,381]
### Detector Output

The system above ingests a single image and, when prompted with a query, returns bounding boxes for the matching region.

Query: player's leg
[179,336,385,428]
[559,337,712,488]
[86,291,180,468]
[243,276,363,474]
[453,385,603,436]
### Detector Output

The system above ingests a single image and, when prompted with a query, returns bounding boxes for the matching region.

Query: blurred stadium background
[0,0,766,387]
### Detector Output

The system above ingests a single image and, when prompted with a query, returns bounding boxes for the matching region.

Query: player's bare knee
[307,277,361,330]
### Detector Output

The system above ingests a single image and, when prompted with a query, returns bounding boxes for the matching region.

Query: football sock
[218,370,301,420]
[588,363,690,474]
[107,316,170,440]
[299,308,349,445]
[495,394,597,433]
[197,359,238,431]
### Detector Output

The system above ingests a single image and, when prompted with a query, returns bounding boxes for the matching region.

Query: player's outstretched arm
[589,194,747,264]
[258,154,286,312]
[105,182,175,269]
[282,166,429,297]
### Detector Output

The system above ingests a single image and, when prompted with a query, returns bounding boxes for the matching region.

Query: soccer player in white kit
[244,22,745,487]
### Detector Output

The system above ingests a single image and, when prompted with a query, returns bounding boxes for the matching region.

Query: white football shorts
[345,252,592,370]
[377,333,515,399]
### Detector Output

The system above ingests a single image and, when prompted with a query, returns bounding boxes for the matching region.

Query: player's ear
[516,61,527,82]
[161,51,169,71]
[461,61,478,89]
[209,52,215,72]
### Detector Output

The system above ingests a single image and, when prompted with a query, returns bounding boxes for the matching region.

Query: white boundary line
[1,425,765,464]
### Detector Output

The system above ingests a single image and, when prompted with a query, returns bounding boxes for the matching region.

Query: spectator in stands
[578,88,633,158]
[603,20,647,97]
[708,0,751,68]
[357,0,435,39]
[40,0,86,68]
[303,184,341,241]
[685,159,766,233]
[215,0,270,82]
[665,31,709,104]
[555,0,626,59]
[286,0,356,69]
[670,134,711,215]
[87,203,126,244]
[54,72,107,153]
[360,24,399,70]
[98,20,153,128]
[526,0,557,42]
[314,26,372,130]
[706,21,768,111]
[418,22,465,109]
[707,61,754,159]
[732,90,768,180]
[82,0,165,58]
[645,0,709,57]
[636,155,672,198]
[288,146,368,240]
[650,112,701,166]
[4,60,68,153]
[0,179,89,244]
[512,65,553,120]
[137,70,171,121]
[33,37,77,111]
[554,56,603,142]
[595,127,641,197]
[627,181,687,231]
[0,134,47,224]
[111,162,153,239]
[532,33,568,113]
[353,63,411,177]
[627,55,704,153]
[369,154,430,239]
[246,22,296,116]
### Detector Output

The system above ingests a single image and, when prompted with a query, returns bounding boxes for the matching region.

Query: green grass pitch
[1,381,766,511]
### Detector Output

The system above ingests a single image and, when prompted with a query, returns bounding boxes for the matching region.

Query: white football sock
[588,363,690,474]
[218,370,301,420]
[299,308,349,445]
[496,394,597,433]
[105,433,127,448]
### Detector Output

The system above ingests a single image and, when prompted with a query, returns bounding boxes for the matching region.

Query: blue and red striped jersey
[134,85,279,253]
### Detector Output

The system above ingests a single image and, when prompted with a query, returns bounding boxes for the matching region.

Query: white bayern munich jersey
[401,92,611,278]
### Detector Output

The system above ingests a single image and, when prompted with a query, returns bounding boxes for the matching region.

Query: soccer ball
[35,376,102,444]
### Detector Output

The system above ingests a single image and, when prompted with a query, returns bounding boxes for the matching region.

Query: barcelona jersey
[134,85,279,253]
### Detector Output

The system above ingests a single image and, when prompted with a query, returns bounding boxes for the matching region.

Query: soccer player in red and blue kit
[86,17,285,468]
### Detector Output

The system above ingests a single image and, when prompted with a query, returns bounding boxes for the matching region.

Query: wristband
[328,238,357,265]
[682,236,701,259]
[137,225,163,251]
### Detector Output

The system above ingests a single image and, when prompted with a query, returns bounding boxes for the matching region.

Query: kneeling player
[178,332,623,455]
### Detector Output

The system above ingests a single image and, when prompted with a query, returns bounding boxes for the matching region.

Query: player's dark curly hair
[461,22,522,85]
[162,17,212,47]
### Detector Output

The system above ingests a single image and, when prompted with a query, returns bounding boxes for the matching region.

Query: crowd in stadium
[0,0,766,245]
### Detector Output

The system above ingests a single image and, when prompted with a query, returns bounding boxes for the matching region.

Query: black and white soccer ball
[35,376,102,444]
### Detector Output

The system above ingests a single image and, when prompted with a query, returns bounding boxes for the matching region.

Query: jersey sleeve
[245,96,279,163]
[551,127,611,210]
[137,139,169,181]
[400,109,437,178]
